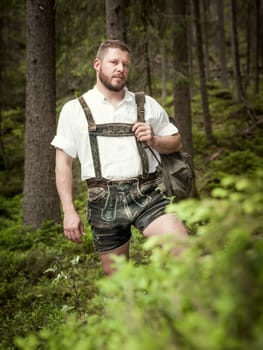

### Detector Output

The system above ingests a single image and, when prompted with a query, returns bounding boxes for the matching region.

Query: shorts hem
[95,237,131,255]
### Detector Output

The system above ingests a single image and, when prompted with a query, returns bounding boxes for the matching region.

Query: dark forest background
[0,1,262,349]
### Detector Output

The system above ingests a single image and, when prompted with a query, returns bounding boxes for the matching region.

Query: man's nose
[116,63,124,71]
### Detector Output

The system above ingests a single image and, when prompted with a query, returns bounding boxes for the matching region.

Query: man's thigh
[143,213,188,239]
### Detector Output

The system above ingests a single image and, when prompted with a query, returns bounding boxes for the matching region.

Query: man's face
[94,48,130,92]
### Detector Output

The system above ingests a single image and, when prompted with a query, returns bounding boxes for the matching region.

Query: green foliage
[14,172,263,350]
[191,82,263,197]
[0,108,25,195]
[212,149,262,175]
[0,194,22,229]
[1,84,262,348]
[0,220,101,350]
[55,0,106,98]
[1,2,263,349]
[197,129,263,195]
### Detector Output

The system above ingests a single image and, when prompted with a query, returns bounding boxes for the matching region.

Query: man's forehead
[104,48,130,59]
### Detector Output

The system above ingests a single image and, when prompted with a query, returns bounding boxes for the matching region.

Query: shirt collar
[93,85,133,105]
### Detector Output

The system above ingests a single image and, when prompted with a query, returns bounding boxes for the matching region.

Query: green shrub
[211,150,262,176]
[15,171,263,350]
[0,220,100,349]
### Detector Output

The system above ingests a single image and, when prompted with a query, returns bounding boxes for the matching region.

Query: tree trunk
[245,0,252,90]
[160,43,167,102]
[260,1,263,83]
[216,0,229,89]
[172,0,193,157]
[187,0,194,97]
[172,0,197,197]
[192,0,214,142]
[254,0,260,95]
[230,0,244,102]
[142,3,152,95]
[106,0,126,41]
[0,9,5,170]
[245,0,260,95]
[23,0,60,228]
[202,0,210,81]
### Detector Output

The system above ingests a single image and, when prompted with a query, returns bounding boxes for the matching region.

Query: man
[51,40,188,275]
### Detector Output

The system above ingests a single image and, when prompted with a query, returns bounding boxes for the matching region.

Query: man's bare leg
[143,213,188,253]
[99,240,130,276]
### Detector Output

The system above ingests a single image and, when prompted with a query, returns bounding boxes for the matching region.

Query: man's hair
[96,40,131,59]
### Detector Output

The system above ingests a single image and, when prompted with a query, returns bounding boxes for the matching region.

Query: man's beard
[99,70,126,92]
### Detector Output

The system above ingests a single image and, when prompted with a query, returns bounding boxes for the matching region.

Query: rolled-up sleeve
[51,100,78,158]
[145,96,179,136]
[51,134,77,158]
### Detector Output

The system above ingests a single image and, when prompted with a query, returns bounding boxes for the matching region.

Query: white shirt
[51,86,178,180]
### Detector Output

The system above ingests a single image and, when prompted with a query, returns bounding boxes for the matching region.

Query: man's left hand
[132,122,154,146]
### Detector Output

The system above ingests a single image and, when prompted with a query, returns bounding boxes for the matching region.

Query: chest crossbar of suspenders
[78,92,149,179]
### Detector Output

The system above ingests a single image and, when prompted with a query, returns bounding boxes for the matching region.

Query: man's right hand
[63,210,84,244]
[54,149,84,244]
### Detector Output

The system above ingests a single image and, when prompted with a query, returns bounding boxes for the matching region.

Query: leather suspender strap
[134,92,149,177]
[135,91,145,122]
[78,96,102,179]
[78,95,96,131]
[90,123,134,136]
[136,140,149,177]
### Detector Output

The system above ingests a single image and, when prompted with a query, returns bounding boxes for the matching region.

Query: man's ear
[93,58,101,72]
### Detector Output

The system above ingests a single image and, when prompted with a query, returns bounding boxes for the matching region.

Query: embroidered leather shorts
[86,174,169,253]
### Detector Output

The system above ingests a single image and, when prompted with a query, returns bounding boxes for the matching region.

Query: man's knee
[99,241,130,275]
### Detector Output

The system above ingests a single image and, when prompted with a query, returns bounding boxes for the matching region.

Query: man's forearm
[56,169,75,213]
[55,150,75,214]
[151,134,182,154]
[55,149,83,243]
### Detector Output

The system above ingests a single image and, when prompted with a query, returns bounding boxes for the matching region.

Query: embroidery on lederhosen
[101,181,152,222]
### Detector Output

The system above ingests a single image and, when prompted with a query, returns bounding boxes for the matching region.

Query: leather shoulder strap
[135,92,145,122]
[78,95,96,131]
[78,95,101,178]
